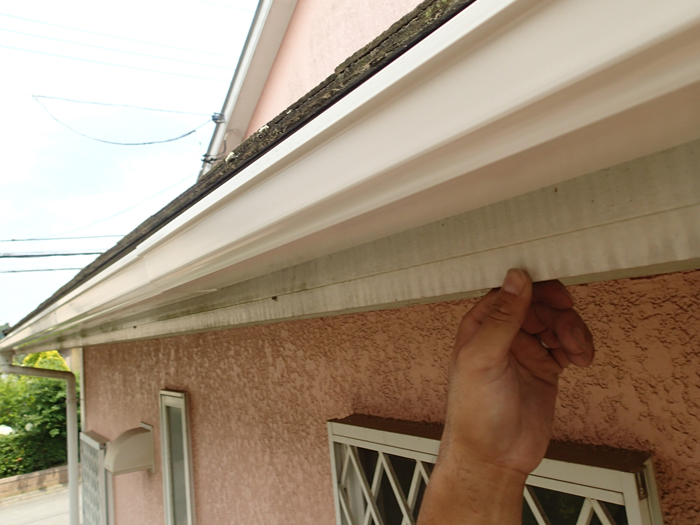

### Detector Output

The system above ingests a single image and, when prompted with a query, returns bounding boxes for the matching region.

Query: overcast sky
[0,0,257,326]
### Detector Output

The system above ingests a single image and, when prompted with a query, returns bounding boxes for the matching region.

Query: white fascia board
[4,0,700,351]
[200,0,299,175]
[18,139,700,351]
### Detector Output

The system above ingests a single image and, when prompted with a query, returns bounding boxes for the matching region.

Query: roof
[5,0,698,351]
[7,0,476,335]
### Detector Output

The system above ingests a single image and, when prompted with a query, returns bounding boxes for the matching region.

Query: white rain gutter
[3,0,700,352]
[0,351,78,525]
[199,0,299,178]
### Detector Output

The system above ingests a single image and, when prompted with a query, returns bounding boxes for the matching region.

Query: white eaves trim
[199,0,299,177]
[16,139,700,352]
[4,0,700,351]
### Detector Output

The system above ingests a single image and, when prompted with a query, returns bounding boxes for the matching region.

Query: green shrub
[0,351,78,478]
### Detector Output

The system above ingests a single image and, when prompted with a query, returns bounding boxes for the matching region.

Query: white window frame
[327,415,665,525]
[159,390,196,525]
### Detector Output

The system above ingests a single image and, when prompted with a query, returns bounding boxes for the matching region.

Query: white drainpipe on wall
[0,351,78,525]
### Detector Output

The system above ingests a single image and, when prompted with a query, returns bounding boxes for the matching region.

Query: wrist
[418,454,526,525]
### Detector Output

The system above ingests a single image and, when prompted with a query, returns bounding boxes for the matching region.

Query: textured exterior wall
[84,270,700,524]
[245,0,421,137]
[554,272,700,523]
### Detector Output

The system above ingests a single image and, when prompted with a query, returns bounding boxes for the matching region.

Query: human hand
[418,269,594,524]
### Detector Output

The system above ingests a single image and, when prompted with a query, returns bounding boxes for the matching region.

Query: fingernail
[503,269,526,296]
[572,326,591,351]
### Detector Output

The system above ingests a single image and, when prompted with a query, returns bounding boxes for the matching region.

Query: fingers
[455,273,594,369]
[510,331,563,382]
[522,280,595,368]
[532,303,594,367]
[550,347,573,369]
[464,269,533,362]
[532,280,575,310]
[537,328,560,349]
[522,280,575,333]
[454,271,535,351]
[522,306,547,334]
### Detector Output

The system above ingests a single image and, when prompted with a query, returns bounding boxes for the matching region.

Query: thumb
[469,269,533,360]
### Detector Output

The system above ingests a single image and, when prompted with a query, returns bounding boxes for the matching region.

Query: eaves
[3,0,700,352]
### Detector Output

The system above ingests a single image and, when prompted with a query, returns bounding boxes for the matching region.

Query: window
[327,415,664,525]
[80,430,113,525]
[160,391,195,525]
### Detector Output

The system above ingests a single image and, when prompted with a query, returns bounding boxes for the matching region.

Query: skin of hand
[417,269,595,524]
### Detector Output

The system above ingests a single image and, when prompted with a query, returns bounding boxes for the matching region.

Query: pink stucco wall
[84,270,700,524]
[244,0,421,137]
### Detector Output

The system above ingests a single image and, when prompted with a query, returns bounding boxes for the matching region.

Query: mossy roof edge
[8,0,476,336]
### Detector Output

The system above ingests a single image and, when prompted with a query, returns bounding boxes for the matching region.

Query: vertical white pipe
[75,347,86,431]
[0,352,79,525]
[65,375,79,525]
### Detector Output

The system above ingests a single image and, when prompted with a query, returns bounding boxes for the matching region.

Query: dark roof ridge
[8,0,476,337]
[334,0,467,75]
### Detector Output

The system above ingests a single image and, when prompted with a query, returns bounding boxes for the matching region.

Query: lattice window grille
[334,442,431,525]
[328,416,664,525]
[524,485,624,525]
[80,431,112,525]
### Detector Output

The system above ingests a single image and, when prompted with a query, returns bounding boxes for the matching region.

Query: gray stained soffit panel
[6,0,477,336]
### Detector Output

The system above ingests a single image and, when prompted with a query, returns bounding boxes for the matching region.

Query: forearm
[417,454,526,525]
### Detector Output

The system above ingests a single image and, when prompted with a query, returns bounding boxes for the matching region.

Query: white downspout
[0,350,79,525]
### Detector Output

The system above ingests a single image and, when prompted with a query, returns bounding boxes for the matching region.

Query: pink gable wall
[84,270,700,524]
[244,0,421,138]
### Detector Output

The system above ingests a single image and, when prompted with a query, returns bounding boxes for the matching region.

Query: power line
[0,44,229,82]
[0,27,234,70]
[0,235,124,242]
[33,97,213,145]
[0,12,238,59]
[0,268,83,273]
[57,172,197,236]
[33,95,212,117]
[0,252,104,258]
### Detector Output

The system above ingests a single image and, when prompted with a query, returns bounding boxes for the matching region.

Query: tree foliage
[0,351,78,478]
